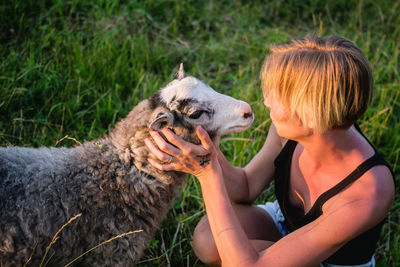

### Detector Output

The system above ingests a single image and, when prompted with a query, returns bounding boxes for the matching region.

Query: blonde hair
[260,35,373,133]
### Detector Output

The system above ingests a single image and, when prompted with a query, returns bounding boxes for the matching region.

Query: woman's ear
[295,112,314,132]
[307,119,314,129]
[304,118,316,135]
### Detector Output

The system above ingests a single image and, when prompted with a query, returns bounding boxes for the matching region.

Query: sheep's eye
[188,110,204,119]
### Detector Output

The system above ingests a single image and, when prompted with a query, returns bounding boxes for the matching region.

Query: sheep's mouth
[228,117,254,131]
[228,123,252,132]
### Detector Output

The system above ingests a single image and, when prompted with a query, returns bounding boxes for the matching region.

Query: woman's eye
[188,110,204,119]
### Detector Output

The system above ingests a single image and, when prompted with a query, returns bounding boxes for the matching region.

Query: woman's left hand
[145,126,222,180]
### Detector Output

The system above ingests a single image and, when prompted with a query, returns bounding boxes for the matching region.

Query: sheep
[0,64,254,266]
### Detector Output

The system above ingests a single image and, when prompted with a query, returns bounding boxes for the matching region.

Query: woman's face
[264,93,312,140]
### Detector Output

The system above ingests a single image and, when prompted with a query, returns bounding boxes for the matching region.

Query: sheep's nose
[241,103,253,119]
[243,111,253,119]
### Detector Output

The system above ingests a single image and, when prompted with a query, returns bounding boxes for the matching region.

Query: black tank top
[273,125,395,265]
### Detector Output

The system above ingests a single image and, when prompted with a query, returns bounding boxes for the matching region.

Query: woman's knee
[192,204,281,264]
[192,215,220,265]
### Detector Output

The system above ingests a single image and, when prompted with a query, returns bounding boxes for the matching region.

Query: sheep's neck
[109,100,185,183]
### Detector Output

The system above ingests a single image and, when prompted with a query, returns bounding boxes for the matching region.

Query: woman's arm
[146,123,284,203]
[214,124,283,203]
[237,123,284,203]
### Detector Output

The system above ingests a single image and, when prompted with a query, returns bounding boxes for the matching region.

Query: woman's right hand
[145,126,223,181]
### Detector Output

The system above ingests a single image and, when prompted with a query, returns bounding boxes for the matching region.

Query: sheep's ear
[150,112,174,131]
[172,63,185,80]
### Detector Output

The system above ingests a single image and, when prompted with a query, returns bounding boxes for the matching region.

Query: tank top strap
[309,152,388,215]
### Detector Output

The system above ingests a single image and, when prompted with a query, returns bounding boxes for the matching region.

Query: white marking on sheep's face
[149,66,254,137]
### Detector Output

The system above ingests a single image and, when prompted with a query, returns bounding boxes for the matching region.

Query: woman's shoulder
[320,125,395,229]
[324,161,394,230]
[357,163,395,212]
[351,124,395,209]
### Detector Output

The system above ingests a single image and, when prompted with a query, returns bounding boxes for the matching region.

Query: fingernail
[196,126,205,134]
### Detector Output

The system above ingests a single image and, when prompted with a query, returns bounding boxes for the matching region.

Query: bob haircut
[260,35,373,133]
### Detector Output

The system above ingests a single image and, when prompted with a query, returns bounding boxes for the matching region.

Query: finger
[195,126,215,152]
[149,131,181,156]
[147,157,177,171]
[145,138,178,163]
[160,128,188,148]
[161,128,209,156]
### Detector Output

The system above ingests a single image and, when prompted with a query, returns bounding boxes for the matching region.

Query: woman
[145,35,395,266]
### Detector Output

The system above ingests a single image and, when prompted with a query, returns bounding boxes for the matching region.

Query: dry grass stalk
[23,239,38,267]
[39,213,82,267]
[55,135,82,146]
[64,229,143,267]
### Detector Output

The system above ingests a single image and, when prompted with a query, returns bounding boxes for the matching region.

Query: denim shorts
[257,200,289,237]
[257,200,375,267]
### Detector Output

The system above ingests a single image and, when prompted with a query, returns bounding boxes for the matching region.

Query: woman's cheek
[270,107,287,123]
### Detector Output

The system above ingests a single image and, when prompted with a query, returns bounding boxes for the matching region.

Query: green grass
[1,0,399,266]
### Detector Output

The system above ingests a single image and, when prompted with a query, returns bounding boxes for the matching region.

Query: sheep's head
[110,64,254,180]
[148,64,254,142]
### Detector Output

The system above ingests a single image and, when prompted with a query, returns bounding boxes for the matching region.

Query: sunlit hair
[260,35,373,133]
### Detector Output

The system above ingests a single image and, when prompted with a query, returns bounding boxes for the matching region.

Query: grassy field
[1,0,399,266]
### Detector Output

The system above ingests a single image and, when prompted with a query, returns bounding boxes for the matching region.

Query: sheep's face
[148,65,254,139]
